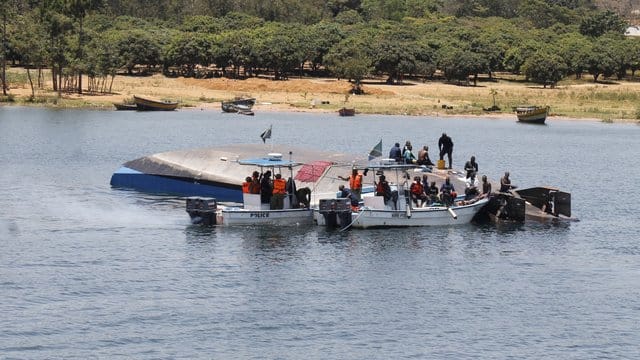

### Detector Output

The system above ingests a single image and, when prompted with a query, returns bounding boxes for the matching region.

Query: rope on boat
[339,207,367,232]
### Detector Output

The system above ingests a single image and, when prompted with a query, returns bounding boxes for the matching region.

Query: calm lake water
[1,106,639,359]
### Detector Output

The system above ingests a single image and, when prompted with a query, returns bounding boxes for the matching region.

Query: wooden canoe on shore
[113,103,138,111]
[338,107,355,116]
[133,95,178,111]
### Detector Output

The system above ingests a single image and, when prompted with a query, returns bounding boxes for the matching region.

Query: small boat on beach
[515,105,549,124]
[221,98,256,115]
[113,103,138,111]
[133,95,178,111]
[338,107,356,116]
[186,153,313,226]
[316,162,489,229]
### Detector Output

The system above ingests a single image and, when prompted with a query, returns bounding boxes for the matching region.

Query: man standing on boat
[339,168,363,200]
[438,133,454,169]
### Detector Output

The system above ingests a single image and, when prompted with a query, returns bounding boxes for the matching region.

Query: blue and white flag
[260,125,272,143]
[368,139,383,160]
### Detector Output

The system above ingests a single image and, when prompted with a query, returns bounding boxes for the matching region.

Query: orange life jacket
[242,182,251,193]
[249,180,261,194]
[410,182,424,195]
[350,174,363,190]
[273,178,287,194]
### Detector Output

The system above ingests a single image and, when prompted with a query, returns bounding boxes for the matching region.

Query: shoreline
[3,68,639,123]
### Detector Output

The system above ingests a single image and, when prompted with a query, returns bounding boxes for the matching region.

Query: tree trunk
[1,15,6,96]
[26,67,34,98]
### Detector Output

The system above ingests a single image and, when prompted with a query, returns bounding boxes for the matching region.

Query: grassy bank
[3,67,640,123]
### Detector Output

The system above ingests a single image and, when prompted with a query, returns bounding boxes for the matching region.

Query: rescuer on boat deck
[410,176,428,207]
[500,171,517,193]
[464,156,478,178]
[339,184,360,210]
[440,176,457,206]
[260,171,272,205]
[375,174,397,209]
[271,173,287,209]
[338,168,363,200]
[250,171,261,194]
[242,177,252,193]
[438,133,454,169]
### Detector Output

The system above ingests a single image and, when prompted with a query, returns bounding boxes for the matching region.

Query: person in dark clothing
[375,174,398,209]
[438,133,454,169]
[339,184,359,208]
[440,176,457,206]
[260,171,272,204]
[389,142,402,163]
[464,156,478,178]
[500,171,516,193]
[428,181,439,204]
[481,175,491,197]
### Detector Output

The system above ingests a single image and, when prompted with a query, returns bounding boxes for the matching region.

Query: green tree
[112,29,162,75]
[521,50,567,87]
[579,10,627,37]
[325,36,373,93]
[556,32,591,79]
[585,37,617,82]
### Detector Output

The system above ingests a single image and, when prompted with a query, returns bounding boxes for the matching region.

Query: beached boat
[113,103,138,111]
[338,107,356,116]
[515,106,549,124]
[221,98,256,115]
[315,162,489,229]
[186,153,313,226]
[133,95,178,111]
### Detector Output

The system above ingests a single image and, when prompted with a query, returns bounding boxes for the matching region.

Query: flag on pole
[368,139,383,160]
[260,125,272,143]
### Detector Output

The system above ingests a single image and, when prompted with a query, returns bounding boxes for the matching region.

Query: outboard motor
[318,198,352,229]
[186,197,217,225]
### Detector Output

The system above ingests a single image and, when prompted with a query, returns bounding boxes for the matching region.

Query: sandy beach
[4,67,640,123]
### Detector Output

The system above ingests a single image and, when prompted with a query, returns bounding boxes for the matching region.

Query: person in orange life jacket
[249,171,261,194]
[410,176,428,207]
[242,177,252,193]
[260,171,272,204]
[339,184,359,210]
[271,173,287,210]
[338,168,363,200]
[440,176,457,206]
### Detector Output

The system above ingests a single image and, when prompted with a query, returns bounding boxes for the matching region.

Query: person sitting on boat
[389,142,402,163]
[242,177,253,194]
[410,176,428,207]
[260,171,273,205]
[403,144,417,164]
[338,168,363,200]
[401,140,412,159]
[417,146,435,167]
[464,172,480,200]
[428,181,440,204]
[440,176,457,206]
[500,171,517,193]
[481,174,492,198]
[270,173,287,210]
[375,174,398,209]
[250,171,261,194]
[339,184,359,211]
[464,156,478,179]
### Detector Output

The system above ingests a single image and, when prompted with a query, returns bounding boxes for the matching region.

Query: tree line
[0,0,637,98]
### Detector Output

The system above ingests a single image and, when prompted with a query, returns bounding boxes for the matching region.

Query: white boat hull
[220,207,313,226]
[315,198,488,228]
